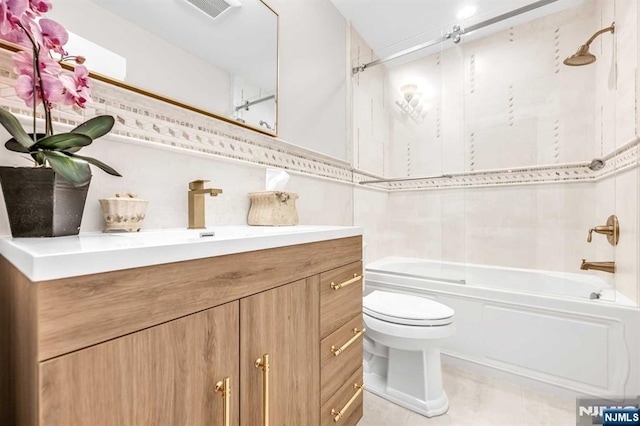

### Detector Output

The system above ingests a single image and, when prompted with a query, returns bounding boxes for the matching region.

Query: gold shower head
[563,22,615,67]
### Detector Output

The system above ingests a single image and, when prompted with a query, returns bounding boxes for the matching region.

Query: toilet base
[363,333,451,418]
[364,371,450,417]
[361,294,455,419]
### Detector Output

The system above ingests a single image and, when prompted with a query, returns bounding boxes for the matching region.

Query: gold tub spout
[580,259,616,274]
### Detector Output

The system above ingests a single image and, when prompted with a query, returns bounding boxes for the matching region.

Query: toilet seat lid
[363,291,454,326]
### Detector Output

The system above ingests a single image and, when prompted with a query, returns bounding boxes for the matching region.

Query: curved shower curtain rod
[352,0,560,74]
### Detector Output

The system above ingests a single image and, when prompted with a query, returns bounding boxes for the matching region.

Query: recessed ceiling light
[457,5,477,20]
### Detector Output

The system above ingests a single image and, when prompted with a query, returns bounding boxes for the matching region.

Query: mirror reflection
[46,0,278,134]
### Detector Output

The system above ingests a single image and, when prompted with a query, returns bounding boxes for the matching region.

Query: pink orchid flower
[39,52,62,75]
[6,1,92,114]
[3,0,97,151]
[72,64,89,88]
[64,85,89,108]
[0,0,28,35]
[60,65,91,108]
[12,49,33,74]
[36,18,67,55]
[15,71,63,107]
[0,26,27,45]
[13,49,62,76]
[28,0,50,14]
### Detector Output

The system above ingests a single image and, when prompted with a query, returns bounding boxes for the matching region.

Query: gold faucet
[188,180,222,229]
[580,259,616,274]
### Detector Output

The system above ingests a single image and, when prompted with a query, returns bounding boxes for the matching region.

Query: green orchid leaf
[30,151,45,165]
[64,146,83,153]
[41,151,91,186]
[71,115,115,140]
[67,153,122,177]
[5,140,29,153]
[0,108,34,148]
[35,133,92,151]
[6,134,44,154]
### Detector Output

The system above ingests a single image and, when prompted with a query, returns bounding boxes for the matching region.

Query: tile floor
[358,364,576,426]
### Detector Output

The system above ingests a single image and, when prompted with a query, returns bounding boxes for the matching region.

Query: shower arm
[583,23,615,48]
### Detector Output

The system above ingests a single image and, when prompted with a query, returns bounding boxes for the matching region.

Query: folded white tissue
[247,169,298,226]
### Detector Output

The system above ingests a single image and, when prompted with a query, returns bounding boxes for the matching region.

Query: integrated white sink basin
[107,225,329,245]
[0,225,363,282]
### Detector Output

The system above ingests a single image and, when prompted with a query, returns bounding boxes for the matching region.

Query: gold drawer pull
[331,328,366,356]
[331,383,364,422]
[255,354,270,426]
[330,273,362,290]
[214,377,230,426]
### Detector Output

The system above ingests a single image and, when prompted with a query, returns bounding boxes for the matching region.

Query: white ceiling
[330,0,586,66]
[91,0,278,91]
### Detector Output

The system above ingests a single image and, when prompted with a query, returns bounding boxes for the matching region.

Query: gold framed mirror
[0,0,279,137]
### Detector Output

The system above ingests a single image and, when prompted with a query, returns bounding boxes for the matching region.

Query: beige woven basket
[247,191,299,226]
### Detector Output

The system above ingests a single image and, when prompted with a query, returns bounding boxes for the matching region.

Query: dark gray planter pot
[0,167,90,238]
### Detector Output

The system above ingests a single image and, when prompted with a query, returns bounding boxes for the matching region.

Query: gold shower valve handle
[586,215,619,246]
[588,225,612,241]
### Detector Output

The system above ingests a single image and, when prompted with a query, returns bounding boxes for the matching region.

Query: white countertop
[0,225,363,282]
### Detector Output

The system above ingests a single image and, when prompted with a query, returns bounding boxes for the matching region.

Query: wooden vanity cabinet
[319,261,364,426]
[0,236,363,426]
[40,302,240,426]
[240,277,320,425]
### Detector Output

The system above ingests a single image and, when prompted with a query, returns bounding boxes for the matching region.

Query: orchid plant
[0,0,120,186]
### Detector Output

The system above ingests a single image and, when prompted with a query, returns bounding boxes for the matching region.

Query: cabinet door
[40,301,239,426]
[240,277,320,425]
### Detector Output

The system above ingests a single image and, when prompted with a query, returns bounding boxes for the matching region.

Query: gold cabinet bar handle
[331,383,364,422]
[255,354,270,426]
[331,273,362,290]
[214,377,230,426]
[331,328,366,356]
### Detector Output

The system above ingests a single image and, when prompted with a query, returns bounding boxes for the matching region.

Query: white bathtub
[365,257,640,397]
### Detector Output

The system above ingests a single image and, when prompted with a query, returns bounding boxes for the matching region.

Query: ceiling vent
[185,0,241,21]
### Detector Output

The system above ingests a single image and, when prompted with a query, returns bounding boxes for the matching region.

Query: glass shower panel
[352,0,637,307]
[381,22,468,270]
[606,0,639,307]
[439,29,467,276]
[350,28,392,266]
[453,0,630,302]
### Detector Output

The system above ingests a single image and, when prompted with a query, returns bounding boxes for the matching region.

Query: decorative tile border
[355,137,640,191]
[595,137,640,180]
[355,163,594,191]
[0,50,354,185]
[0,49,636,193]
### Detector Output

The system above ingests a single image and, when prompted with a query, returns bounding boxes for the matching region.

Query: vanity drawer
[321,314,364,406]
[321,366,364,426]
[320,261,362,339]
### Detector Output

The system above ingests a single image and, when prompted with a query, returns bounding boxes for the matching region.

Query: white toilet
[362,290,455,417]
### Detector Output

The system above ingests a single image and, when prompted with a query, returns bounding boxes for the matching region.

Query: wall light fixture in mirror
[1,0,279,136]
